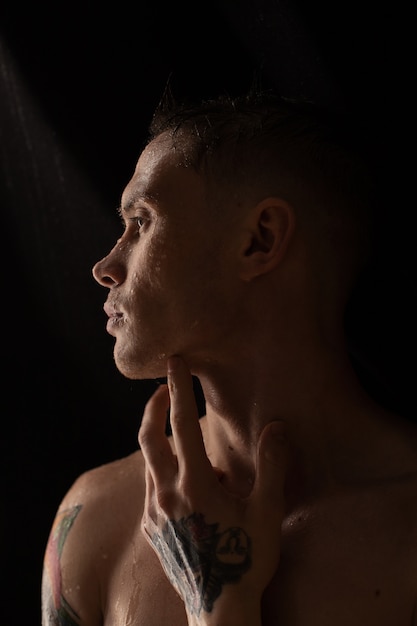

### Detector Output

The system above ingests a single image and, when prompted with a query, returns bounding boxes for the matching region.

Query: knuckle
[176,474,197,502]
[176,474,190,493]
[138,425,154,449]
[155,487,176,513]
[169,411,184,432]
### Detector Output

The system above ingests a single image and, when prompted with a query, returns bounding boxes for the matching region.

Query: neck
[192,331,383,506]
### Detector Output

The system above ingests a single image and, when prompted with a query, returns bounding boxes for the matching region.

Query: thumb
[252,420,288,511]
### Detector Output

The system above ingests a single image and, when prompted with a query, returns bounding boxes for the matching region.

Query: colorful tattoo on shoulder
[150,512,252,616]
[42,505,82,625]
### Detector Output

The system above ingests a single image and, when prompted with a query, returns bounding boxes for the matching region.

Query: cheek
[128,237,167,289]
[123,245,176,332]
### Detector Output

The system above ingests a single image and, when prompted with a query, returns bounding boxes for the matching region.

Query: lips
[103,301,124,334]
[103,301,123,319]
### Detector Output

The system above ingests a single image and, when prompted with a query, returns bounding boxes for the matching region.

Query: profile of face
[92,134,242,380]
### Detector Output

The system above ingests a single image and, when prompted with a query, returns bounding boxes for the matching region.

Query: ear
[239,197,296,281]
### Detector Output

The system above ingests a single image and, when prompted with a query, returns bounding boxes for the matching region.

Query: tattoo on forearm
[150,512,252,616]
[42,505,82,625]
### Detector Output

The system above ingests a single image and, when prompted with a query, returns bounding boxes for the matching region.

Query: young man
[41,92,417,625]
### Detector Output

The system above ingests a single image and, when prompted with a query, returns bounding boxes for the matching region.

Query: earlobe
[240,197,295,281]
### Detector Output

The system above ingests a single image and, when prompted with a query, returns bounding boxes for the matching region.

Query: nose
[92,243,127,288]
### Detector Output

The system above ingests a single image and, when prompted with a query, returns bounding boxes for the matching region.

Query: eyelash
[117,206,149,236]
[128,216,146,230]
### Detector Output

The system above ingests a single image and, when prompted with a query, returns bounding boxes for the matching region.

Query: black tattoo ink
[151,512,251,615]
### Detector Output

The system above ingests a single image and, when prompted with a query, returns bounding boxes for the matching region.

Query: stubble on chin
[113,343,168,381]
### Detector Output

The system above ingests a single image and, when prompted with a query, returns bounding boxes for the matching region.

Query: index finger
[167,355,213,478]
[139,384,177,486]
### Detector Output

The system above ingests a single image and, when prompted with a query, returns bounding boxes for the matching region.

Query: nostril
[101,274,118,287]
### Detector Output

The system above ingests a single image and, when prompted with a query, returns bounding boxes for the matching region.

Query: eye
[128,214,148,232]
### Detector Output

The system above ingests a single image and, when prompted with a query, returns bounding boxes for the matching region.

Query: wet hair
[147,90,376,294]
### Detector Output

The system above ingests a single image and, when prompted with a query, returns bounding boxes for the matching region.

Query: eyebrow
[119,191,157,215]
[116,205,125,221]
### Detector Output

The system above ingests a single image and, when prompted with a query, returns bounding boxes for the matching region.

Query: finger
[141,466,159,542]
[138,384,177,485]
[167,355,213,478]
[251,420,288,515]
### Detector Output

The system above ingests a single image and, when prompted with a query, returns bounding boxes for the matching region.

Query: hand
[138,355,288,625]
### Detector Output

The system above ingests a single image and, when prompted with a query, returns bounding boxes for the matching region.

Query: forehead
[121,134,205,215]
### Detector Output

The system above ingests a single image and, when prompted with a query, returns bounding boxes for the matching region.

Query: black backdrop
[1,1,414,624]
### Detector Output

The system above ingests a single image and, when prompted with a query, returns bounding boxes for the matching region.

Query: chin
[114,349,168,381]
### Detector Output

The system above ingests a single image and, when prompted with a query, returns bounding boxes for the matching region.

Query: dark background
[1,1,414,623]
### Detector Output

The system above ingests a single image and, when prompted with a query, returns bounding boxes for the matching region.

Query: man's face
[93,134,241,379]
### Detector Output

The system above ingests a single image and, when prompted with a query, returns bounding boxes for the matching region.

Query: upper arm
[41,477,103,626]
[41,452,146,626]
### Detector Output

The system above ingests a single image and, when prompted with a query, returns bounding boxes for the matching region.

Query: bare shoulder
[359,411,417,621]
[64,449,146,511]
[370,410,417,547]
[382,463,417,623]
[42,451,146,625]
[56,449,146,552]
[56,450,146,546]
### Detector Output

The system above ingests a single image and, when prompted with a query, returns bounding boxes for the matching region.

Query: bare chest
[104,496,416,626]
[263,505,415,626]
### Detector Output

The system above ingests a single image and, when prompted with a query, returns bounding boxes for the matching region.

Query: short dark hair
[148,90,376,288]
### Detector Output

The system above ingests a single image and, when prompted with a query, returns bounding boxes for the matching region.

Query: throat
[201,417,259,497]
